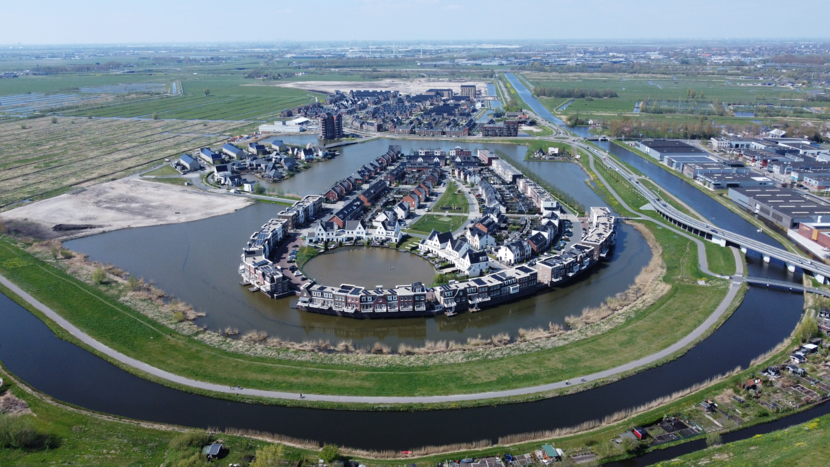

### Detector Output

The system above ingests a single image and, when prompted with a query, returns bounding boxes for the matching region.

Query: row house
[449,147,472,157]
[374,220,403,244]
[497,240,532,266]
[358,180,388,206]
[435,265,537,311]
[299,282,428,314]
[517,178,559,213]
[243,218,287,259]
[330,199,364,228]
[384,166,405,184]
[402,191,422,209]
[239,258,292,297]
[222,143,244,160]
[467,225,496,250]
[279,195,324,230]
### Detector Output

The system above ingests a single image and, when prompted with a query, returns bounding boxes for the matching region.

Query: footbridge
[739,277,830,297]
[581,145,830,284]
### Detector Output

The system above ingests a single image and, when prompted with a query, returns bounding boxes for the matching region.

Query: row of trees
[533,87,618,99]
[602,117,722,140]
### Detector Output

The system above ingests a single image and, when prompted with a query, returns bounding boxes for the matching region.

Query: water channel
[65,138,650,347]
[0,77,818,455]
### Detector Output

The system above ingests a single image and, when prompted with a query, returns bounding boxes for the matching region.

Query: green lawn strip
[522,140,573,160]
[143,177,192,187]
[667,414,830,467]
[639,179,696,218]
[610,140,802,254]
[585,153,736,278]
[0,369,300,466]
[0,232,733,399]
[408,214,466,235]
[142,164,182,177]
[429,181,470,214]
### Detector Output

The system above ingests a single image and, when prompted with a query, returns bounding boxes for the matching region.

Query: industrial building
[728,186,830,229]
[636,139,709,162]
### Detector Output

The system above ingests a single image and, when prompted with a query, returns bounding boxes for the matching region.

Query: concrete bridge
[739,277,830,297]
[582,145,830,284]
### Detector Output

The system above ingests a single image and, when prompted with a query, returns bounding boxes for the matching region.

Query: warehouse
[636,139,708,162]
[728,186,830,229]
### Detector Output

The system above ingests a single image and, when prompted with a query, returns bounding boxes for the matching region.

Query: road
[579,142,830,281]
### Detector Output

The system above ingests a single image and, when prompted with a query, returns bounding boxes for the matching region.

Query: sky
[2,0,830,45]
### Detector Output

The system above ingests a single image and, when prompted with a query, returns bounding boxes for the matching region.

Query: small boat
[445,310,458,317]
[757,229,762,233]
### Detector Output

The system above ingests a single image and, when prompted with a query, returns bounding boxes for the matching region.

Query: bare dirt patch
[272,78,490,96]
[1,178,251,239]
[0,391,31,416]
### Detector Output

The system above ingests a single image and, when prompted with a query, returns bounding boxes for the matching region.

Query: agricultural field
[409,214,466,234]
[523,72,825,123]
[65,76,326,121]
[0,116,244,208]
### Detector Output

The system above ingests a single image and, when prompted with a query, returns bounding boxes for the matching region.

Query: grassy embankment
[0,369,310,466]
[429,181,469,214]
[611,140,803,255]
[584,151,735,277]
[0,224,733,403]
[143,165,181,176]
[668,413,830,466]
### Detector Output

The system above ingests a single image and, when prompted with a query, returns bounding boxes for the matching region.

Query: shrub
[705,432,722,447]
[320,444,339,463]
[59,249,73,259]
[127,275,140,291]
[172,312,186,323]
[50,116,58,124]
[251,444,284,467]
[152,112,159,120]
[169,430,211,451]
[91,267,107,284]
[0,413,40,449]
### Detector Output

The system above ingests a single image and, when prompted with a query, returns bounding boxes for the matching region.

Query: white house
[343,220,368,239]
[419,230,454,256]
[394,202,410,221]
[457,250,490,277]
[314,221,339,242]
[497,240,531,266]
[243,181,258,193]
[373,210,397,228]
[467,226,496,250]
[373,220,402,243]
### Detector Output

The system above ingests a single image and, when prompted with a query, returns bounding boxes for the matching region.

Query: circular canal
[301,246,436,290]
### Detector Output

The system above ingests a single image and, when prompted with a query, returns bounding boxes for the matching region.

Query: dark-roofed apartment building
[318,112,343,140]
[482,120,519,137]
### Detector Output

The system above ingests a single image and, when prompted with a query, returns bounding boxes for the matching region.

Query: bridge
[580,144,830,284]
[738,277,830,297]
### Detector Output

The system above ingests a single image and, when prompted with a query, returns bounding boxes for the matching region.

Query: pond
[302,247,437,290]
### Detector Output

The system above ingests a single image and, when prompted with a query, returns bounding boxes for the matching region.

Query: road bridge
[580,144,830,284]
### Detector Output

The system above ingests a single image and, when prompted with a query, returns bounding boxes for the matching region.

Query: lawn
[408,214,466,234]
[669,413,830,467]
[143,164,180,176]
[0,375,303,466]
[430,182,470,214]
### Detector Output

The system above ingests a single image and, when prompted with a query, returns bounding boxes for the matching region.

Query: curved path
[0,195,743,404]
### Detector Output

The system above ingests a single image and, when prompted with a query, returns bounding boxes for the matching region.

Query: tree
[620,436,640,453]
[251,444,285,467]
[92,267,107,285]
[705,432,722,447]
[50,115,58,124]
[128,275,140,291]
[796,317,819,342]
[152,112,159,120]
[320,444,339,464]
[204,88,210,97]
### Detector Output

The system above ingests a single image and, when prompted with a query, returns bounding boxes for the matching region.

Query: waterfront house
[374,220,402,243]
[314,220,339,242]
[247,142,267,155]
[420,230,454,256]
[457,249,490,277]
[243,180,258,193]
[282,157,298,172]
